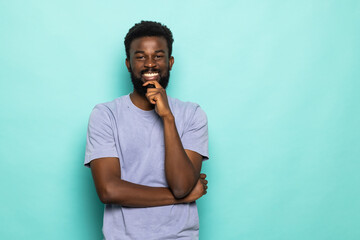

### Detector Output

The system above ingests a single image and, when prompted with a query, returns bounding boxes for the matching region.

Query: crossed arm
[90,152,206,207]
[90,81,207,207]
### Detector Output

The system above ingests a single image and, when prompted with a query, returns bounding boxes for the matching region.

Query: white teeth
[143,72,159,77]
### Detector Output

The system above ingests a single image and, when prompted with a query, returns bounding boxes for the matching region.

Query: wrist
[162,113,175,123]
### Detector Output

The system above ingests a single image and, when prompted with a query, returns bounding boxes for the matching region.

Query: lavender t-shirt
[85,94,208,240]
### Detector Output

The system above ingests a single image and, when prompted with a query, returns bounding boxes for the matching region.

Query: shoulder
[168,96,207,123]
[91,95,128,114]
[168,96,204,112]
[88,95,129,122]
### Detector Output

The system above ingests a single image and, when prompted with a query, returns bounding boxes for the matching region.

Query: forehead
[129,36,168,54]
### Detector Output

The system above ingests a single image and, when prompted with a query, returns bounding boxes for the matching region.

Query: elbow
[172,186,192,199]
[170,177,198,199]
[98,189,112,204]
[173,191,189,199]
[97,185,116,204]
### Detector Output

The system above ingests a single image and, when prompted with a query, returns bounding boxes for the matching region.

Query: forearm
[101,178,183,207]
[163,115,199,198]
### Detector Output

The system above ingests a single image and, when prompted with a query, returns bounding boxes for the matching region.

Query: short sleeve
[181,106,209,160]
[84,105,118,167]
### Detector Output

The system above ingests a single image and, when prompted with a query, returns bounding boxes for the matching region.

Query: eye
[136,56,145,60]
[155,55,164,59]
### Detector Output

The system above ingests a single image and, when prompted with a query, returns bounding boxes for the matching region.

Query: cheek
[131,62,143,72]
[159,61,170,69]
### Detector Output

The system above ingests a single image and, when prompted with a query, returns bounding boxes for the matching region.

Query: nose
[144,57,156,68]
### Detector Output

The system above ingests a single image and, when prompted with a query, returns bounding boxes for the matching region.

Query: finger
[145,92,161,102]
[200,173,206,179]
[145,92,160,99]
[143,81,162,89]
[145,93,159,104]
[146,88,161,94]
[200,178,207,184]
[146,89,162,97]
[144,94,155,104]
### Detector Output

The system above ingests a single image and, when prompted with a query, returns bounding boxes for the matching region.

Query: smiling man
[85,21,209,239]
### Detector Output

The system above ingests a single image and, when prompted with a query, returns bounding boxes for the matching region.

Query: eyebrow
[134,50,166,54]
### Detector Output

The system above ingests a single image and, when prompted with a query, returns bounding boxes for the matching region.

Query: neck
[130,90,155,111]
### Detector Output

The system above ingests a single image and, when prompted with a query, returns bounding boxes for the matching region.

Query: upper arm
[85,105,118,166]
[89,157,120,202]
[185,149,203,176]
[182,106,208,180]
[181,106,209,161]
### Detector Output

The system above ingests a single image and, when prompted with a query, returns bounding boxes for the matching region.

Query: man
[85,21,209,239]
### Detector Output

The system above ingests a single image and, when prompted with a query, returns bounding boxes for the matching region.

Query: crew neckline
[125,94,157,117]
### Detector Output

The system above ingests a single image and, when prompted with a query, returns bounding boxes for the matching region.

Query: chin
[142,78,160,83]
[130,71,170,96]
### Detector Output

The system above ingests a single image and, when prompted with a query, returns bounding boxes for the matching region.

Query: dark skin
[90,36,207,207]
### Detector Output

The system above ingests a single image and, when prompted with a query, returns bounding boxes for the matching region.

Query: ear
[169,56,174,71]
[125,58,131,72]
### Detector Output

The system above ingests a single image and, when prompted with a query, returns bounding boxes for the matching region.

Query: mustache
[141,69,160,74]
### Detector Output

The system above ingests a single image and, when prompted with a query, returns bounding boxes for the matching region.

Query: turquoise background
[1,0,359,239]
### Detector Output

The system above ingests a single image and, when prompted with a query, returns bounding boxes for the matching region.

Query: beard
[130,69,170,96]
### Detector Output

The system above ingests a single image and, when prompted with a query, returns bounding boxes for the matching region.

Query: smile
[142,72,159,77]
[142,72,159,81]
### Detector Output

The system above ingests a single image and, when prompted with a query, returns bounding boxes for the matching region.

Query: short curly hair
[124,21,174,59]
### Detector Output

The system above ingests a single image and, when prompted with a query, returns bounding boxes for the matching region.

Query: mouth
[142,71,160,81]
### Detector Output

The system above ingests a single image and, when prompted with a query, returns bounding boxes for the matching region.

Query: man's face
[126,36,174,96]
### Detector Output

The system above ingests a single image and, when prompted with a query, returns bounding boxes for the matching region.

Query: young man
[85,21,209,239]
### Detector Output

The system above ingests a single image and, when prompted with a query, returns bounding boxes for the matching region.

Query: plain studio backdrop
[0,1,359,239]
